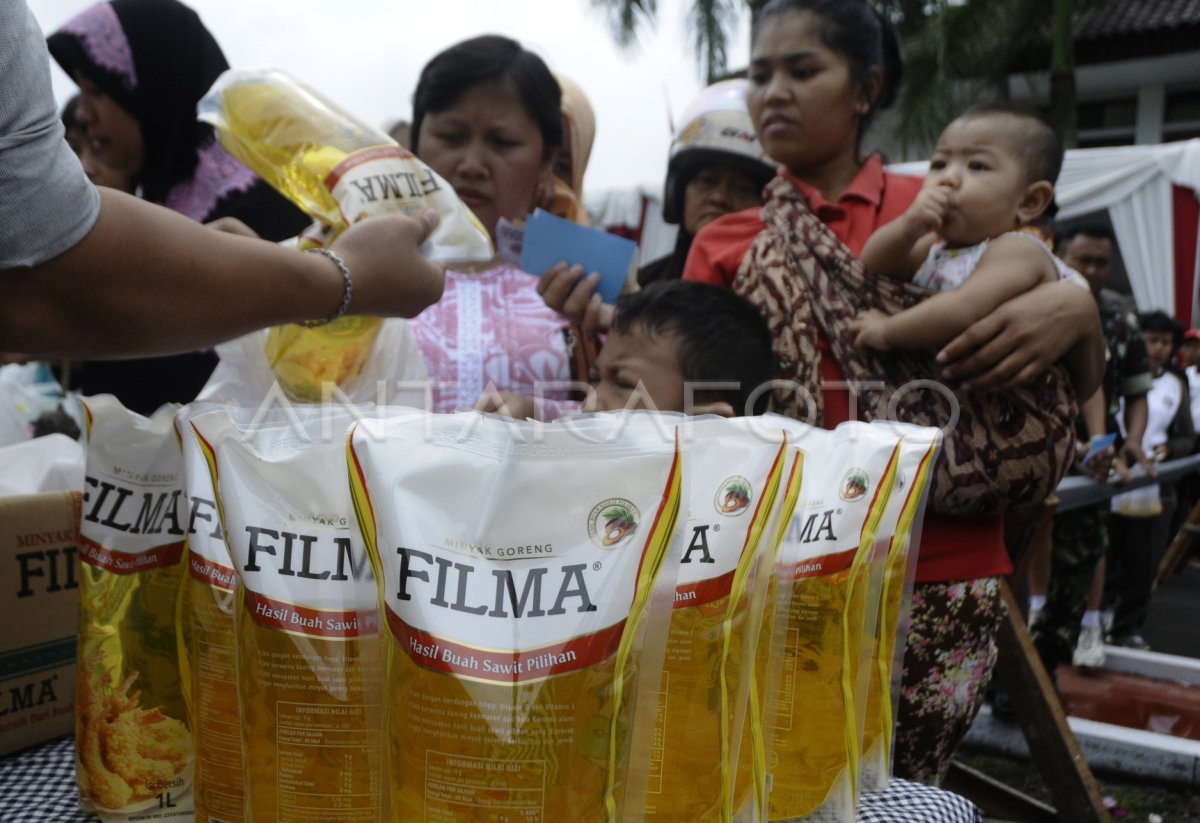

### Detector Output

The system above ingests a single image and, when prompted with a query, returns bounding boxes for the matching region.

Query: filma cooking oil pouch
[761,421,901,823]
[173,405,243,823]
[711,421,807,823]
[76,395,193,821]
[644,417,788,822]
[856,423,939,793]
[348,412,684,822]
[190,406,386,823]
[198,67,492,402]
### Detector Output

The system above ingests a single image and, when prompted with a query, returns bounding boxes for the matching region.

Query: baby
[851,103,1085,352]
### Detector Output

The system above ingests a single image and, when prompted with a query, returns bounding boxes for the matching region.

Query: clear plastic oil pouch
[348,411,684,822]
[760,420,902,822]
[198,67,493,402]
[76,395,193,821]
[856,423,939,793]
[645,417,788,821]
[190,405,389,823]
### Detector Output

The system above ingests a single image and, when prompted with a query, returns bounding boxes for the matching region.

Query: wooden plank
[943,760,1058,823]
[1156,496,1200,587]
[993,579,1111,823]
[1102,646,1200,686]
[965,703,1200,789]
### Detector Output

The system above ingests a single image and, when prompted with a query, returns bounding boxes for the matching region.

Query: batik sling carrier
[733,176,1078,517]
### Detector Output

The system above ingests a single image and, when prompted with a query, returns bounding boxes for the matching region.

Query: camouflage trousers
[1030,506,1108,670]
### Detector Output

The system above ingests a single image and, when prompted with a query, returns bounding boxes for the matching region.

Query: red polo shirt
[683,156,1011,583]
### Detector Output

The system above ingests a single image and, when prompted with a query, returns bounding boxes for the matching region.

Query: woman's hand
[205,216,259,238]
[330,210,445,318]
[936,280,1103,395]
[537,262,601,324]
[1077,438,1116,482]
[474,390,537,420]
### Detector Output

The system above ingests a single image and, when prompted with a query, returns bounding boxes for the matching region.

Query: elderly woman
[407,35,575,417]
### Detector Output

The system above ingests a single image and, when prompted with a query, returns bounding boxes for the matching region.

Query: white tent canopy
[893,139,1200,325]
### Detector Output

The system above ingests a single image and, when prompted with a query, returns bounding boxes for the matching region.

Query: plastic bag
[197,67,492,402]
[645,417,788,821]
[1111,480,1163,517]
[0,362,67,447]
[198,319,429,408]
[0,433,84,494]
[760,420,902,822]
[854,423,940,793]
[76,396,193,820]
[174,405,244,823]
[190,405,386,823]
[348,412,683,822]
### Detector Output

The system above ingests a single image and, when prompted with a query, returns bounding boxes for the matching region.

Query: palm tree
[589,0,746,84]
[888,0,1101,156]
[590,0,1105,152]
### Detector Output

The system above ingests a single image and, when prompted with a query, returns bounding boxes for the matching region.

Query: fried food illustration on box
[77,653,191,812]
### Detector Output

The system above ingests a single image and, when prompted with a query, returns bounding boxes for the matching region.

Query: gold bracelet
[298,247,352,328]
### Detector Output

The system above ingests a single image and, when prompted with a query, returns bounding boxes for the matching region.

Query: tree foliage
[591,0,1111,148]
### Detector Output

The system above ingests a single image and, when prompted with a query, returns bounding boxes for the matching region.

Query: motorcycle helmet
[662,78,776,226]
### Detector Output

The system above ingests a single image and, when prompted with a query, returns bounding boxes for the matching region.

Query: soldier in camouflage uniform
[1031,224,1152,674]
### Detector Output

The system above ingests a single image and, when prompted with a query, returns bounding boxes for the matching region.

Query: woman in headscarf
[637,78,775,285]
[541,73,596,226]
[48,0,308,413]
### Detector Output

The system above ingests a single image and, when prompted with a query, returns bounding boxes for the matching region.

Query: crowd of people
[3,0,1196,795]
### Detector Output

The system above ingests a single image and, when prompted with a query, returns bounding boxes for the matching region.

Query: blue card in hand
[519,208,637,304]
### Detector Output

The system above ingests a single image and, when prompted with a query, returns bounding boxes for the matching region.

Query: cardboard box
[0,491,80,757]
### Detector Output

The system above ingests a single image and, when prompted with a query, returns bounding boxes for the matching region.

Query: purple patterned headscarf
[47,0,264,223]
[55,3,137,92]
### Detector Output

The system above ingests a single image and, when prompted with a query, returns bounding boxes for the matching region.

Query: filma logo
[714,476,752,516]
[839,469,870,502]
[588,499,640,549]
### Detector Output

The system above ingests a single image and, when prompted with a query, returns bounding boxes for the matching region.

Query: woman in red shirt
[685,0,1104,783]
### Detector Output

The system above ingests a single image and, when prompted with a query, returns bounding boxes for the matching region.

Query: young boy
[850,103,1086,352]
[589,280,774,416]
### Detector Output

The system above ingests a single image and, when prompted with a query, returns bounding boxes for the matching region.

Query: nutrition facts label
[424,750,545,822]
[195,634,242,820]
[770,626,799,732]
[275,701,380,822]
[646,671,669,795]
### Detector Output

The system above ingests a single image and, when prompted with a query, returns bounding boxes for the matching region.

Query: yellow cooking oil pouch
[644,417,788,822]
[197,67,492,402]
[348,412,683,822]
[173,405,244,823]
[76,395,193,821]
[761,421,902,822]
[716,420,809,823]
[856,423,940,793]
[190,406,386,823]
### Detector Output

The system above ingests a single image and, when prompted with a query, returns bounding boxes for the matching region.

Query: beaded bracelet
[298,247,353,328]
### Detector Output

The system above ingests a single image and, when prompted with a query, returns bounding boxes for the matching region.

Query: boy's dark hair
[411,35,562,161]
[1138,309,1183,351]
[958,102,1063,185]
[1056,221,1115,251]
[611,281,774,415]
